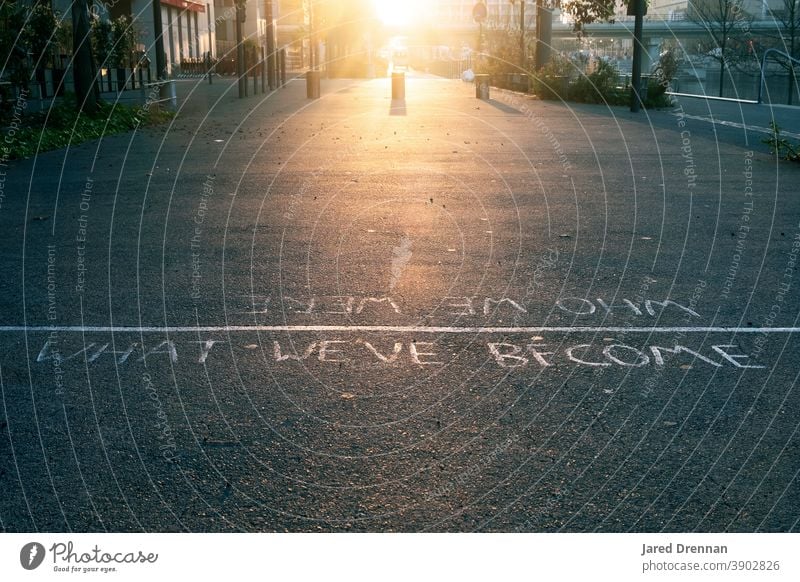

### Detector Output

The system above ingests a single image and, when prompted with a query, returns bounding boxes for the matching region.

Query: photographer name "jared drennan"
[641,542,727,556]
[49,541,158,565]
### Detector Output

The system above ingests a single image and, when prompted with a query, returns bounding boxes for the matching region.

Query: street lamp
[472,2,487,72]
[309,0,319,71]
[510,0,525,70]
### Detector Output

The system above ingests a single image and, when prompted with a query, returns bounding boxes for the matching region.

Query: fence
[427,59,473,79]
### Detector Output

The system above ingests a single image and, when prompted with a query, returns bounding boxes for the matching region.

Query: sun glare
[373,0,421,27]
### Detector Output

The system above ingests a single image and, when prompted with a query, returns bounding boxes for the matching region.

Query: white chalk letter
[603,344,650,367]
[711,344,765,369]
[649,345,722,367]
[566,344,609,366]
[483,298,528,316]
[557,297,596,315]
[410,342,443,366]
[356,297,401,314]
[644,299,701,318]
[488,342,528,368]
[192,340,224,364]
[318,340,348,362]
[443,297,475,316]
[139,341,179,363]
[273,340,317,361]
[361,340,403,363]
[526,343,553,367]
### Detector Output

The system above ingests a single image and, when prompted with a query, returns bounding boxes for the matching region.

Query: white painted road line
[669,111,800,140]
[1,325,800,334]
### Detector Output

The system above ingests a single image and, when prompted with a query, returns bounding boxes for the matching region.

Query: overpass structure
[431,17,782,45]
[551,17,783,40]
[423,17,782,77]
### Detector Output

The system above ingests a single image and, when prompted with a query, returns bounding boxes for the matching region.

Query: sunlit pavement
[1,76,799,532]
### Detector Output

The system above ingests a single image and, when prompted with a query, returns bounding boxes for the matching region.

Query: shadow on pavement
[390,99,407,116]
[484,98,525,115]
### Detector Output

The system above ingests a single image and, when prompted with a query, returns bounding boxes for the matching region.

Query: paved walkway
[1,75,799,532]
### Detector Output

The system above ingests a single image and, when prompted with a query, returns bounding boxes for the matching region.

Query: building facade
[51,0,307,77]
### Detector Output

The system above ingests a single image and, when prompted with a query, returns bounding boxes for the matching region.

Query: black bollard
[392,72,405,100]
[307,70,320,99]
[475,74,490,100]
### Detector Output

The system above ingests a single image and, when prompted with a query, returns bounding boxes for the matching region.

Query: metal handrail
[758,48,800,104]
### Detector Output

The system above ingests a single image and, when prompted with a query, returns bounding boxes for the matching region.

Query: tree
[763,0,800,104]
[1,1,64,101]
[0,1,31,95]
[91,14,137,91]
[483,24,538,75]
[26,3,58,97]
[110,15,137,69]
[560,0,620,33]
[687,0,752,97]
[91,17,113,91]
[72,0,98,113]
[24,2,58,68]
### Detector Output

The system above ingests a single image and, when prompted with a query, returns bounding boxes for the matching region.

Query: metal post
[534,0,540,69]
[236,0,245,98]
[261,46,266,93]
[477,22,482,73]
[535,3,552,70]
[758,48,800,104]
[473,2,486,73]
[152,0,167,80]
[630,0,645,112]
[206,4,212,57]
[265,0,276,89]
[206,5,213,84]
[310,0,316,70]
[519,0,525,71]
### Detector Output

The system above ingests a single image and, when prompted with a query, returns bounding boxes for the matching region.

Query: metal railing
[758,48,800,104]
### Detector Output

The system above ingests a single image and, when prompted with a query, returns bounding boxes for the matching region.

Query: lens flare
[372,0,423,26]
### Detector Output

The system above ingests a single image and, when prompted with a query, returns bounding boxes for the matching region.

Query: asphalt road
[1,75,799,532]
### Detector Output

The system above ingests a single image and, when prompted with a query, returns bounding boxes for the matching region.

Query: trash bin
[517,74,530,93]
[475,74,490,100]
[159,80,177,110]
[639,74,651,102]
[306,70,320,99]
[392,72,405,100]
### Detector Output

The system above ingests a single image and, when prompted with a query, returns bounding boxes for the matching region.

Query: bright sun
[372,0,421,26]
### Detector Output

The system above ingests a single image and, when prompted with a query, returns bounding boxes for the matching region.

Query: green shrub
[569,59,627,105]
[644,78,672,108]
[644,48,679,108]
[5,94,173,160]
[762,122,800,162]
[530,55,574,100]
[532,54,673,108]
